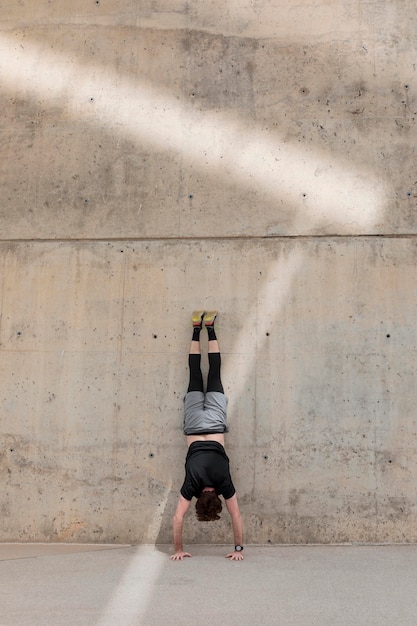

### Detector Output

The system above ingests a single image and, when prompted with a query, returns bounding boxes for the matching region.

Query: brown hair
[195,491,223,521]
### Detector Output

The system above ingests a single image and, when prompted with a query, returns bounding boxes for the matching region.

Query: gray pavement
[1,543,417,625]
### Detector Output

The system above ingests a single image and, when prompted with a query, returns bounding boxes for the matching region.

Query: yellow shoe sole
[192,310,206,326]
[204,310,218,326]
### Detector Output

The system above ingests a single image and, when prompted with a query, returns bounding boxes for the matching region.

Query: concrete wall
[1,2,417,544]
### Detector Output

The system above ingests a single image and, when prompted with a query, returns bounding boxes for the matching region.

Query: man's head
[195,489,222,521]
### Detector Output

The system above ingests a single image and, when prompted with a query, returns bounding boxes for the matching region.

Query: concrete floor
[1,544,417,625]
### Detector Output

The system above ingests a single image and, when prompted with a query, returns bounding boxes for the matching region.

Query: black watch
[234,545,244,552]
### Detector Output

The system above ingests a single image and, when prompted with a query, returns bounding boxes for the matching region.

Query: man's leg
[183,311,206,435]
[204,311,228,432]
[205,311,224,394]
[187,310,205,392]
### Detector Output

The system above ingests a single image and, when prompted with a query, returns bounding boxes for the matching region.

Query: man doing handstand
[170,311,244,561]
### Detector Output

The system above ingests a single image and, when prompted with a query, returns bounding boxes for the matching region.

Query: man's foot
[192,310,206,328]
[204,310,218,327]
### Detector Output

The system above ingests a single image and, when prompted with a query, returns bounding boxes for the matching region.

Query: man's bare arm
[170,495,192,560]
[225,494,244,560]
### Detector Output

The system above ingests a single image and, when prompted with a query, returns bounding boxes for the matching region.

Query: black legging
[187,353,224,394]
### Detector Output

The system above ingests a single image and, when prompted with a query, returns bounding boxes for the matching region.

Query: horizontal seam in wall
[0,234,417,244]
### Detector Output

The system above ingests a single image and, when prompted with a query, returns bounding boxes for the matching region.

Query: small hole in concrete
[153,334,157,339]
[149,453,154,458]
[386,334,390,338]
[84,198,89,204]
[266,332,270,336]
[90,97,94,102]
[17,331,22,336]
[407,191,412,197]
[263,455,268,460]
[405,84,409,89]
[189,194,193,199]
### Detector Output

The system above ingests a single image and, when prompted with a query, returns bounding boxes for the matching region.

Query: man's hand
[225,495,244,562]
[171,495,192,561]
[170,551,192,561]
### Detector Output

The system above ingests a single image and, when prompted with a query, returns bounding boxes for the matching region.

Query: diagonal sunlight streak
[0,33,386,231]
[96,546,166,626]
[225,247,305,424]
